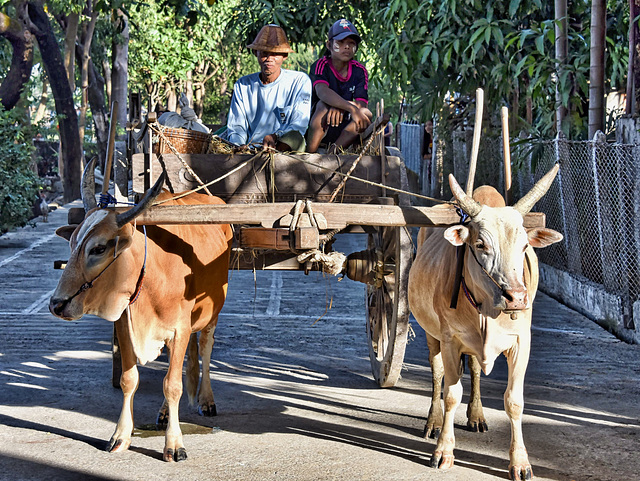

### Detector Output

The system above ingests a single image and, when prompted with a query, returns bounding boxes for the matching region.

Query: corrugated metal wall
[399,123,424,185]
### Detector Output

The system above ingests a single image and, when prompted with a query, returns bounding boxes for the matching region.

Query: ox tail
[185,333,199,406]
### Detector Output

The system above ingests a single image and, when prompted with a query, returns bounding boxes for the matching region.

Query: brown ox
[408,165,563,480]
[49,162,232,462]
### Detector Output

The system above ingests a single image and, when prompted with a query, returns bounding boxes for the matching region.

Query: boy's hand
[326,107,344,128]
[350,106,371,132]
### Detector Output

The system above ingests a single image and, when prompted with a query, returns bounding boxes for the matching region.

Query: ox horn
[449,173,482,218]
[116,172,166,227]
[513,163,560,215]
[82,157,98,213]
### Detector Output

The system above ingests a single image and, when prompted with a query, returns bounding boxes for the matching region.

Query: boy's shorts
[278,131,306,152]
[323,117,350,144]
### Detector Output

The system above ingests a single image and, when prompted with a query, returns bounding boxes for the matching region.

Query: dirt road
[0,203,638,481]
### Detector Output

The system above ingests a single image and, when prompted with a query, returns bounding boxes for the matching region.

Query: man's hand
[326,107,344,128]
[263,134,278,150]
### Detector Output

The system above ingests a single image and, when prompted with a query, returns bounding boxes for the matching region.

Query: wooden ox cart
[88,109,545,390]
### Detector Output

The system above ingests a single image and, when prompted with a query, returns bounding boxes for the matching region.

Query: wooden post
[465,88,484,196]
[145,112,156,192]
[379,100,387,197]
[102,101,119,197]
[501,106,512,204]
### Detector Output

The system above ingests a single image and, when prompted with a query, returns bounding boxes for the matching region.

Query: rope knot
[99,192,118,208]
[455,206,470,224]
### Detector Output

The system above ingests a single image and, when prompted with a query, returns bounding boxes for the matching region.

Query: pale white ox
[408,165,563,480]
[49,162,232,462]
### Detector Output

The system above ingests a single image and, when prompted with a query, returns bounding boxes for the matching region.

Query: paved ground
[0,203,639,481]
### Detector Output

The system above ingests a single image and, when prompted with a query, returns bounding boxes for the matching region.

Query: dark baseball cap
[328,19,361,44]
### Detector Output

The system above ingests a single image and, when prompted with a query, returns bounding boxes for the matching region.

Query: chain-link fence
[418,130,640,340]
[522,139,639,334]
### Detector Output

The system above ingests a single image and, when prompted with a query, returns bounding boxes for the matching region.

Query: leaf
[420,45,433,64]
[469,26,485,45]
[431,49,439,68]
[518,29,532,49]
[535,35,544,55]
[514,56,527,76]
[493,26,504,47]
[509,0,521,18]
[444,46,452,68]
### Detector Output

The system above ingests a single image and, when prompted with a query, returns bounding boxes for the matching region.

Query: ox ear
[444,225,470,246]
[113,234,134,257]
[56,225,76,242]
[527,227,563,248]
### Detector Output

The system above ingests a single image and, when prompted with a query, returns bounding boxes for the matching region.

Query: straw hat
[247,25,294,54]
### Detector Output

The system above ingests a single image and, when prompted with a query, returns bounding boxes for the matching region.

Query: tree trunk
[555,0,568,136]
[64,11,79,93]
[588,0,606,139]
[26,1,81,202]
[111,8,129,138]
[77,6,98,168]
[103,58,112,107]
[147,81,160,113]
[186,70,194,108]
[0,11,34,111]
[87,58,109,172]
[165,81,177,111]
[194,85,204,119]
[33,76,49,123]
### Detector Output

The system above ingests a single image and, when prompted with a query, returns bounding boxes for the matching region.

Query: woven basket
[152,127,211,154]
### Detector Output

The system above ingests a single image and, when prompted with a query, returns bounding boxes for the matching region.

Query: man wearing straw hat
[225,25,312,151]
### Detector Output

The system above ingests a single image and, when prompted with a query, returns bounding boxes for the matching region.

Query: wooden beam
[111,203,546,229]
[360,113,390,143]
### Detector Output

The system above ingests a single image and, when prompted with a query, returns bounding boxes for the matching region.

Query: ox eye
[89,245,107,256]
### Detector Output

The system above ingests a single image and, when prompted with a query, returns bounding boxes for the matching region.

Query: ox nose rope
[63,241,123,305]
[450,207,470,309]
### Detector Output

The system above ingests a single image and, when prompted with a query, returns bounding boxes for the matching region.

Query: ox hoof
[423,423,441,439]
[198,402,217,417]
[430,451,454,470]
[106,438,130,453]
[164,447,187,462]
[467,419,489,433]
[509,465,533,481]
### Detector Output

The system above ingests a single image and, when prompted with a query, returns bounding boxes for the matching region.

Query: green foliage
[128,0,247,120]
[0,107,40,233]
[227,0,362,48]
[371,0,628,140]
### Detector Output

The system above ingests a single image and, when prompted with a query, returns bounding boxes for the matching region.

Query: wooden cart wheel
[366,156,412,387]
[365,224,412,387]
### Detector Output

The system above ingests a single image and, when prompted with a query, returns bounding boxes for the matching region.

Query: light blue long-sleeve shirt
[226,69,312,146]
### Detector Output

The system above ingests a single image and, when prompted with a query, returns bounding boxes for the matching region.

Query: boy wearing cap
[226,25,312,151]
[306,19,372,153]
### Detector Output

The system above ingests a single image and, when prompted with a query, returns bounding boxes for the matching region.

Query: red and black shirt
[309,57,369,110]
